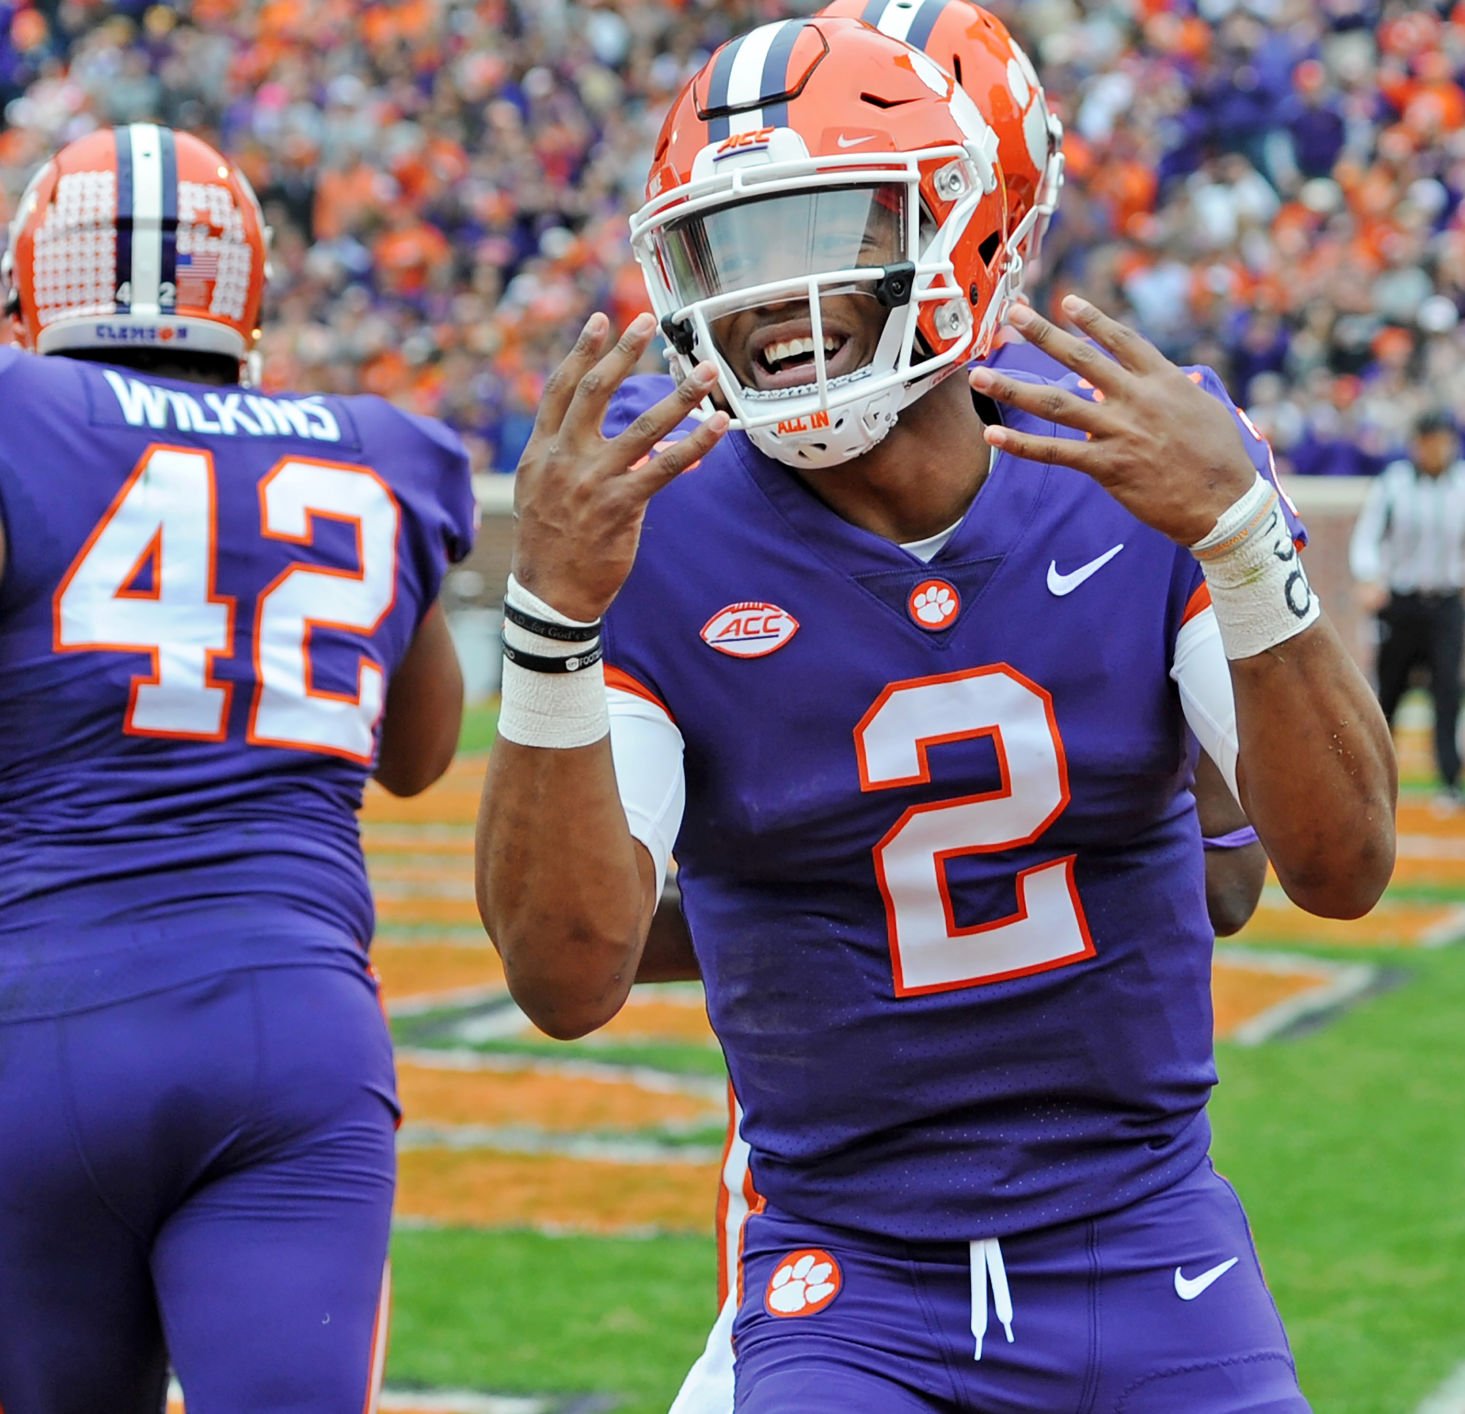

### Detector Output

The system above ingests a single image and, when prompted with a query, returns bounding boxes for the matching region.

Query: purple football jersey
[0,348,474,1018]
[603,369,1297,1242]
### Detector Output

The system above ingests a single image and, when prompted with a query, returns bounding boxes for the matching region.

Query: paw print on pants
[907,578,960,630]
[764,1248,842,1318]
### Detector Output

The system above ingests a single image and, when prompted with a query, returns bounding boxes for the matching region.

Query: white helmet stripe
[866,0,942,45]
[722,21,788,133]
[126,123,165,314]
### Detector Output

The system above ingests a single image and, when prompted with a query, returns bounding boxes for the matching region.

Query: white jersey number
[855,665,1094,995]
[54,444,400,759]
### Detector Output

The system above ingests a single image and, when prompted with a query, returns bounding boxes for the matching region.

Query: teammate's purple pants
[0,963,397,1414]
[731,1159,1310,1413]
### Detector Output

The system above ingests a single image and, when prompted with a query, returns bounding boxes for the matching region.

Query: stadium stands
[2,0,1462,477]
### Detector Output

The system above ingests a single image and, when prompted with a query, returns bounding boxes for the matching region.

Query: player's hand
[968,296,1258,546]
[510,311,729,621]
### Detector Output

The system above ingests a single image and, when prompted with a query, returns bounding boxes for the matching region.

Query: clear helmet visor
[655,183,913,402]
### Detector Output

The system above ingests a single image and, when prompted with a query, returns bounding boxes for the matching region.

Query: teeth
[763,335,841,370]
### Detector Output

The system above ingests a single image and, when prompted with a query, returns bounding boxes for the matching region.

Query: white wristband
[497,575,611,749]
[1190,474,1320,660]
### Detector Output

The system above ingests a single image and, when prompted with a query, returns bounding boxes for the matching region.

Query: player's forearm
[375,603,463,796]
[1231,615,1396,918]
[1204,852,1267,937]
[475,738,653,1038]
[635,877,701,983]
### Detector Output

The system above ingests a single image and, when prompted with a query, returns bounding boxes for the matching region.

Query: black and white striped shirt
[1349,458,1465,594]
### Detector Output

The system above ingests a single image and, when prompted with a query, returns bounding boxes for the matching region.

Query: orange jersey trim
[1181,582,1212,627]
[605,664,674,723]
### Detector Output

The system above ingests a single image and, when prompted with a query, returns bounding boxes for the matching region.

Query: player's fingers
[969,365,1108,436]
[559,312,660,440]
[1004,303,1126,393]
[531,312,610,443]
[628,411,730,494]
[611,361,721,466]
[1058,295,1166,377]
[983,421,1104,474]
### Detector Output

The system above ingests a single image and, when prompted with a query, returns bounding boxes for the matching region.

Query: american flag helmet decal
[3,123,270,363]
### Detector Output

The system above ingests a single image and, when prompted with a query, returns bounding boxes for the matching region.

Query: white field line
[397,1124,721,1164]
[1420,906,1465,949]
[1216,948,1379,1047]
[394,1044,724,1100]
[1417,1360,1465,1414]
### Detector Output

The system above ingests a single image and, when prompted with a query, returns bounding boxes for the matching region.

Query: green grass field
[385,704,1465,1413]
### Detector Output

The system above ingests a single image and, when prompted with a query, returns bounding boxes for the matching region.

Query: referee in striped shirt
[1350,409,1465,806]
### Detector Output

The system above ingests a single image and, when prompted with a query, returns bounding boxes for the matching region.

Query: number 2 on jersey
[53,444,399,759]
[855,666,1094,996]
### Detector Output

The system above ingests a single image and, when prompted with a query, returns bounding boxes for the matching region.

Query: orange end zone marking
[362,757,485,827]
[361,828,475,856]
[374,895,484,927]
[597,993,716,1046]
[1236,894,1459,950]
[371,940,504,1003]
[397,1059,721,1133]
[397,1147,713,1233]
[1213,956,1337,1039]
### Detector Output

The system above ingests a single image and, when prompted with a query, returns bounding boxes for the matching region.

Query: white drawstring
[969,1237,1015,1361]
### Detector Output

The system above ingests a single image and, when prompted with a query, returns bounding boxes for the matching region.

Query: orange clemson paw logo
[765,1248,842,1317]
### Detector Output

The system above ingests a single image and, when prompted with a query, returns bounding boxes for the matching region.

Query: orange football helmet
[630,16,1010,468]
[3,124,270,367]
[817,0,1064,280]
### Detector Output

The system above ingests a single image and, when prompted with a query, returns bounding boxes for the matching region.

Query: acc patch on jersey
[765,1248,842,1317]
[700,601,799,658]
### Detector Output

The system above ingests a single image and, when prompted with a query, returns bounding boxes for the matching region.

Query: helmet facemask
[633,132,1006,470]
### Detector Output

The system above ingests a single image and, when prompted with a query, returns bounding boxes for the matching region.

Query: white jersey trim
[1172,604,1240,802]
[608,686,685,900]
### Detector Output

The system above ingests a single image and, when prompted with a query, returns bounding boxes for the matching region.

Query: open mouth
[750,331,858,391]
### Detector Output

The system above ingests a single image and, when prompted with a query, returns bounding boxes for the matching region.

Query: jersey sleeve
[392,406,478,567]
[357,401,476,623]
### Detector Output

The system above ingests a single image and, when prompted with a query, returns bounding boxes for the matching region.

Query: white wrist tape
[497,574,610,749]
[1190,474,1320,660]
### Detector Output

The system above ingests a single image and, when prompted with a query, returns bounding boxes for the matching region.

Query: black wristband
[502,599,603,643]
[502,635,604,674]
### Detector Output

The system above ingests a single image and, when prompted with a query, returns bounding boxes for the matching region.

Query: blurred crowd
[3,0,1464,478]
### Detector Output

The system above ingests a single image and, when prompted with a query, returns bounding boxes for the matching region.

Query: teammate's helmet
[630,17,1010,469]
[2,124,270,366]
[817,0,1064,281]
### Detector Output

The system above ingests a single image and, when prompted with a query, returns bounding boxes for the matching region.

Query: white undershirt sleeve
[1172,605,1241,804]
[607,686,687,898]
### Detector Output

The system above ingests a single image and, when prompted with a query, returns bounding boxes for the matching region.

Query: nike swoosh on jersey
[1173,1257,1239,1301]
[1046,543,1125,596]
[836,134,875,148]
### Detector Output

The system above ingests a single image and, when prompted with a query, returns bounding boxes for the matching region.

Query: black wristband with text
[501,636,605,675]
[501,599,603,643]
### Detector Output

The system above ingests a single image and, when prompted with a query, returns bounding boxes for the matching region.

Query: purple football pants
[0,963,398,1414]
[730,1159,1309,1413]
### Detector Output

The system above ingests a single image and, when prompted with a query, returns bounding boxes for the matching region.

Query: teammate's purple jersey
[0,349,474,1018]
[604,368,1299,1242]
